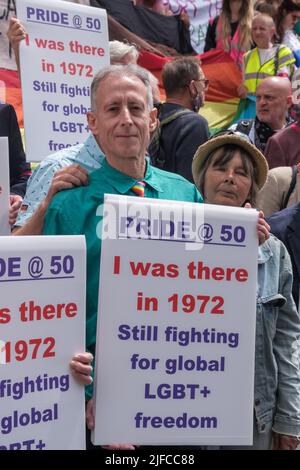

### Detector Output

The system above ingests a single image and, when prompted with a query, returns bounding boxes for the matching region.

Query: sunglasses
[194,78,210,90]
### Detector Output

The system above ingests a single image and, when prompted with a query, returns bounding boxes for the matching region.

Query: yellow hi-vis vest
[243,45,295,95]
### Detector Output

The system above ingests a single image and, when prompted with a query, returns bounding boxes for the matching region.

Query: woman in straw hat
[192,131,300,450]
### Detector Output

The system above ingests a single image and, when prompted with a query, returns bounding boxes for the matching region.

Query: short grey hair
[109,40,139,64]
[90,64,154,112]
[147,71,160,105]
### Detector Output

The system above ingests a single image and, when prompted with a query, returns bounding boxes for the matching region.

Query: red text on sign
[19,301,77,322]
[168,294,224,315]
[1,337,55,363]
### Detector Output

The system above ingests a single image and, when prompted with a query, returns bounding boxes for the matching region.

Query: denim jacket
[255,235,300,436]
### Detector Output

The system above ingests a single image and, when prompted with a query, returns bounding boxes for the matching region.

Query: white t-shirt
[283,29,300,52]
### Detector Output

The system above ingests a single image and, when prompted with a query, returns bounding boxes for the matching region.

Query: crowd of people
[1,0,300,452]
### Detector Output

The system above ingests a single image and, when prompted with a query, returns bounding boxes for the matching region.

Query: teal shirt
[44,159,202,396]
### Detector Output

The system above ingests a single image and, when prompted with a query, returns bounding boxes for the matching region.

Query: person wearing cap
[192,131,300,450]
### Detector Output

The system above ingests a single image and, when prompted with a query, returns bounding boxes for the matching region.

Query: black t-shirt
[204,15,239,52]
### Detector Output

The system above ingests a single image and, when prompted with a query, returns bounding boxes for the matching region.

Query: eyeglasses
[194,78,209,90]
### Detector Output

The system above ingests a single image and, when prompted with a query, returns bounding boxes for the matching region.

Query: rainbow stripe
[131,181,146,197]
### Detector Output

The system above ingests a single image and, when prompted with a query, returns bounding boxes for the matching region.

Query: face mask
[192,93,202,112]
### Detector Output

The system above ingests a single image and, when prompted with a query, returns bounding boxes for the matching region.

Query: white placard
[17,0,109,161]
[92,196,258,446]
[0,235,86,450]
[0,0,18,70]
[168,0,222,53]
[0,137,10,235]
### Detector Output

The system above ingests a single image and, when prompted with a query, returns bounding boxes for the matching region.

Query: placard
[92,195,258,445]
[17,0,109,161]
[0,235,86,450]
[168,0,222,53]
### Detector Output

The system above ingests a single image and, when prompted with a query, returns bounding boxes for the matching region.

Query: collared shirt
[15,134,105,226]
[43,159,202,397]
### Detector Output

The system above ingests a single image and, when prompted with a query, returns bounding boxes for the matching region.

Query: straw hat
[192,132,269,190]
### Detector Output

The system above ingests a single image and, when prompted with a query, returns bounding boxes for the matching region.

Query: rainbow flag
[138,48,242,134]
[0,48,242,135]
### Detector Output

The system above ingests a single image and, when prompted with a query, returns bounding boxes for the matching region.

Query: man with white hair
[42,65,202,447]
[109,40,139,65]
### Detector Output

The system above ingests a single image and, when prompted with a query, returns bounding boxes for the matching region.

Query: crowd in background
[1,0,300,451]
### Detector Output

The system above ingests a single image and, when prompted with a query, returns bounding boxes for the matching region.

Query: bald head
[251,14,276,47]
[252,13,275,29]
[256,77,292,129]
[256,77,292,96]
